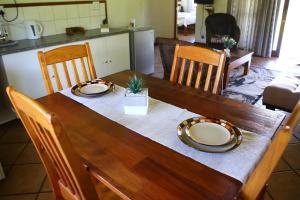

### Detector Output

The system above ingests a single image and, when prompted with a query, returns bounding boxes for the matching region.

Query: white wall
[106,0,148,28]
[148,0,175,38]
[195,0,228,43]
[107,0,175,38]
[1,0,176,40]
[1,2,106,40]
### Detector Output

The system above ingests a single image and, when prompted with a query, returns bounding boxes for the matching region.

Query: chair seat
[263,75,300,112]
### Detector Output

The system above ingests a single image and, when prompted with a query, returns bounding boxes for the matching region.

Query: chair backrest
[170,44,226,94]
[6,86,99,200]
[156,38,193,80]
[241,101,300,200]
[205,13,240,48]
[38,42,97,95]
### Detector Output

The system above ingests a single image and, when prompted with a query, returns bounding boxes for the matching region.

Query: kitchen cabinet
[1,33,130,99]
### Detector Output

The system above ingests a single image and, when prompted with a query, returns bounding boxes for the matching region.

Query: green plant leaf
[128,75,143,94]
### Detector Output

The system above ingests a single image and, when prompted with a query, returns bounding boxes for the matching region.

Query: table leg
[223,65,230,89]
[0,162,5,180]
[243,60,251,75]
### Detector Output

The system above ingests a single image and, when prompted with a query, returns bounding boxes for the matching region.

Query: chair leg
[257,184,268,200]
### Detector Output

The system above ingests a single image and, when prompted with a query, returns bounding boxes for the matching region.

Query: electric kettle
[24,21,43,39]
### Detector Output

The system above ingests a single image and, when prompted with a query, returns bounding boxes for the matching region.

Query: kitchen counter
[0,27,152,56]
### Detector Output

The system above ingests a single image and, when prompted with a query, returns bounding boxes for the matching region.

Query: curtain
[187,0,196,12]
[230,0,281,57]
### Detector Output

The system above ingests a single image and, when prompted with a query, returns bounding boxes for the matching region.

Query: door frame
[272,0,290,57]
[174,0,178,39]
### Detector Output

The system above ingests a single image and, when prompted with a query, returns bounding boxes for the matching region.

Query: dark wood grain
[37,71,285,200]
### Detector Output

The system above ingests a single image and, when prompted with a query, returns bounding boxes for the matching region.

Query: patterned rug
[222,67,279,105]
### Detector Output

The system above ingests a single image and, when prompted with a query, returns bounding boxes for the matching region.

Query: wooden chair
[170,44,226,94]
[241,100,300,200]
[38,43,97,95]
[156,37,193,80]
[6,86,121,200]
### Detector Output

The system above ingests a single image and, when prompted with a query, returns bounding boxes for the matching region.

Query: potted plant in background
[124,75,148,115]
[223,36,237,57]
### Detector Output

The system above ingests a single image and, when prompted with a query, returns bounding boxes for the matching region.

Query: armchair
[205,13,240,49]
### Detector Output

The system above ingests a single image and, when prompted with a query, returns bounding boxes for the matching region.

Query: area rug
[222,67,279,105]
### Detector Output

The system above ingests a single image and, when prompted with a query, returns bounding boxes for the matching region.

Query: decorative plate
[177,117,242,153]
[71,79,114,97]
[185,117,236,146]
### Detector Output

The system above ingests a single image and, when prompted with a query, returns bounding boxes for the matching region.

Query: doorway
[176,0,197,43]
[273,0,300,63]
[279,0,300,62]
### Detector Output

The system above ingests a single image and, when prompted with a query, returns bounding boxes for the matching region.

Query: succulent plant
[223,36,237,49]
[128,75,143,94]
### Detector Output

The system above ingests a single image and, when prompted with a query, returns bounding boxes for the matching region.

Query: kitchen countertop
[0,27,152,56]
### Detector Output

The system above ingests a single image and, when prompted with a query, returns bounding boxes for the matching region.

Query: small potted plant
[223,36,237,57]
[124,75,148,115]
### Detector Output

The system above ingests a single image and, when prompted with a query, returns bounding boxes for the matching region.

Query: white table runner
[60,86,271,183]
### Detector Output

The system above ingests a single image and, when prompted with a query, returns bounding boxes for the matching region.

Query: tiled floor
[1,48,300,200]
[0,120,54,200]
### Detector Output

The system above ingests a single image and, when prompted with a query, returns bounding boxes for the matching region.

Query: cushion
[263,75,300,112]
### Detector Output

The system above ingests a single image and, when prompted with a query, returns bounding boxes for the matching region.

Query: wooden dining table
[37,70,285,200]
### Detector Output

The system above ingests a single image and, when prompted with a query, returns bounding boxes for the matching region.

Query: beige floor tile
[41,177,52,192]
[289,135,300,144]
[283,144,300,170]
[267,171,300,200]
[37,192,54,200]
[0,120,29,144]
[273,159,291,172]
[0,194,36,200]
[0,144,26,165]
[293,124,300,139]
[264,192,272,200]
[0,164,46,195]
[16,143,41,164]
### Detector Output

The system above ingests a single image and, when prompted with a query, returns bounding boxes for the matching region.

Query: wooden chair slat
[85,43,97,80]
[38,43,97,94]
[80,58,89,81]
[195,63,203,89]
[71,60,81,85]
[52,64,63,91]
[62,62,72,88]
[204,65,213,92]
[178,59,186,85]
[170,44,225,94]
[170,45,180,83]
[241,101,300,200]
[38,51,54,94]
[186,61,195,87]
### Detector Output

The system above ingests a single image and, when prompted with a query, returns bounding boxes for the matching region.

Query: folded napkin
[60,86,271,183]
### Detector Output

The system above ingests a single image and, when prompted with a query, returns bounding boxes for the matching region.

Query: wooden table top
[229,48,254,62]
[37,71,285,200]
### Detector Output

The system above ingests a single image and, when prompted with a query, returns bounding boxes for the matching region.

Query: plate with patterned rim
[71,79,114,97]
[185,117,236,146]
[177,117,243,153]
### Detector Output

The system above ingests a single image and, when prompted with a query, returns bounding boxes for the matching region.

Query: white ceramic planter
[124,88,148,115]
[224,48,231,58]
